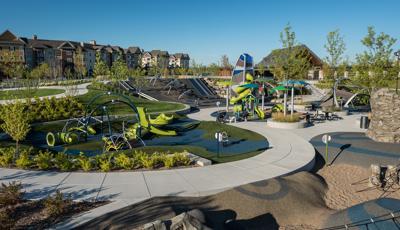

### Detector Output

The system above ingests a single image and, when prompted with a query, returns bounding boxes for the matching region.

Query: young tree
[257,63,265,77]
[220,55,232,69]
[73,49,87,78]
[0,50,26,79]
[270,24,311,115]
[353,26,397,94]
[0,100,31,155]
[93,52,109,78]
[29,63,51,80]
[324,29,346,107]
[110,56,129,81]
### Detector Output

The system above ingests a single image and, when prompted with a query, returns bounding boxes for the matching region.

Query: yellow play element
[137,107,177,136]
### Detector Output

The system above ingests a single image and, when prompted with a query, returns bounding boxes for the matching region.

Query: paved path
[0,83,90,104]
[0,107,364,228]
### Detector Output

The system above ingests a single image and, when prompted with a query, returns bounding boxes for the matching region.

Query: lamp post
[394,51,400,94]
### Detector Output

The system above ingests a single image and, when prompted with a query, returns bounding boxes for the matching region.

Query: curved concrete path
[0,83,90,104]
[0,107,364,228]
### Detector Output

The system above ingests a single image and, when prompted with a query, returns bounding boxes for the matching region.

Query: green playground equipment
[229,53,265,120]
[46,92,177,152]
[148,113,174,126]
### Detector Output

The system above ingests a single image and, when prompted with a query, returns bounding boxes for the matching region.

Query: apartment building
[169,53,190,68]
[0,30,190,78]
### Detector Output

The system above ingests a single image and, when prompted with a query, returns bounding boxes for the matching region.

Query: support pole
[325,141,329,165]
[291,85,294,116]
[226,85,229,112]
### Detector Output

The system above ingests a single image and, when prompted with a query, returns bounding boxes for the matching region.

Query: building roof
[173,53,190,59]
[150,50,169,56]
[125,46,142,54]
[258,45,323,68]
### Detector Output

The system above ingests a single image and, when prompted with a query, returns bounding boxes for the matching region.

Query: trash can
[360,116,369,129]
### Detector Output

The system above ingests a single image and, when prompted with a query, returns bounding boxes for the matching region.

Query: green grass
[75,88,186,114]
[132,145,264,164]
[0,89,65,100]
[197,121,265,141]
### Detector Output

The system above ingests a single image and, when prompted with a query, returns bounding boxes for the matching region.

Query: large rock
[366,88,400,143]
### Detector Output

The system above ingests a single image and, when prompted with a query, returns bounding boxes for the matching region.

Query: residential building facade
[169,53,190,68]
[0,30,190,78]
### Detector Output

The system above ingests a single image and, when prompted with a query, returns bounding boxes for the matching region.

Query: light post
[394,51,400,94]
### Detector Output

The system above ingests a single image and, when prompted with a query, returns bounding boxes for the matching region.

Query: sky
[1,0,399,65]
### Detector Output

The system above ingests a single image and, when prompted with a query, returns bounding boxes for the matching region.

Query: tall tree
[324,29,346,107]
[352,26,397,94]
[93,52,109,78]
[270,24,311,115]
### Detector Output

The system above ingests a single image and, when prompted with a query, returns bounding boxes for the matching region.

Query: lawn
[75,88,186,114]
[0,88,65,100]
[197,121,265,141]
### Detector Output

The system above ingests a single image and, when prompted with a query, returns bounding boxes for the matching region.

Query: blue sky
[1,0,399,65]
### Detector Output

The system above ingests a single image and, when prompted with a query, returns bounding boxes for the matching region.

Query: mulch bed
[0,199,107,229]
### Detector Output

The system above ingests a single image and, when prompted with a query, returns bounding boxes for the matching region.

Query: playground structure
[228,53,265,121]
[46,92,176,152]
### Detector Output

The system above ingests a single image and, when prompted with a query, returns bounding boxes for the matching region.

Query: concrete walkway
[0,107,364,228]
[0,83,90,104]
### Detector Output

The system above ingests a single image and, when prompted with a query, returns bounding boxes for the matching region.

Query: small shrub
[97,153,113,172]
[0,181,24,207]
[44,190,71,217]
[0,147,15,167]
[54,152,74,171]
[271,112,300,123]
[77,153,93,172]
[15,148,33,169]
[163,155,175,168]
[114,153,134,170]
[172,151,191,166]
[0,209,15,229]
[139,153,156,169]
[34,150,53,170]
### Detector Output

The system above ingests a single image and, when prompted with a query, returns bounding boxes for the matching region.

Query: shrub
[114,153,134,170]
[163,155,175,168]
[34,150,53,170]
[271,112,300,123]
[0,209,15,229]
[172,151,191,166]
[0,147,15,167]
[15,148,33,169]
[44,190,71,217]
[54,152,74,171]
[97,153,113,172]
[138,152,164,169]
[0,181,24,207]
[77,153,93,172]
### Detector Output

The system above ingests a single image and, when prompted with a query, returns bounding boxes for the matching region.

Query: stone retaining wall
[366,88,400,143]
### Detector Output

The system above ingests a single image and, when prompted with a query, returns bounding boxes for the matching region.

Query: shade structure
[279,80,308,86]
[240,83,259,89]
[269,85,287,93]
[231,53,254,86]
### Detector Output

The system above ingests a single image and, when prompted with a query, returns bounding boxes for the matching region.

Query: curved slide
[137,107,177,136]
[230,87,252,104]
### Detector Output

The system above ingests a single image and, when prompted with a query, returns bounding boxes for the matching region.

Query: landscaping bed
[0,182,107,230]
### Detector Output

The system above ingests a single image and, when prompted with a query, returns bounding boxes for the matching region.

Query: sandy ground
[77,163,400,230]
[318,163,400,211]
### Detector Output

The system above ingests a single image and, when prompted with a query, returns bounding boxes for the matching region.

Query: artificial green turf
[0,89,65,100]
[75,88,186,114]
